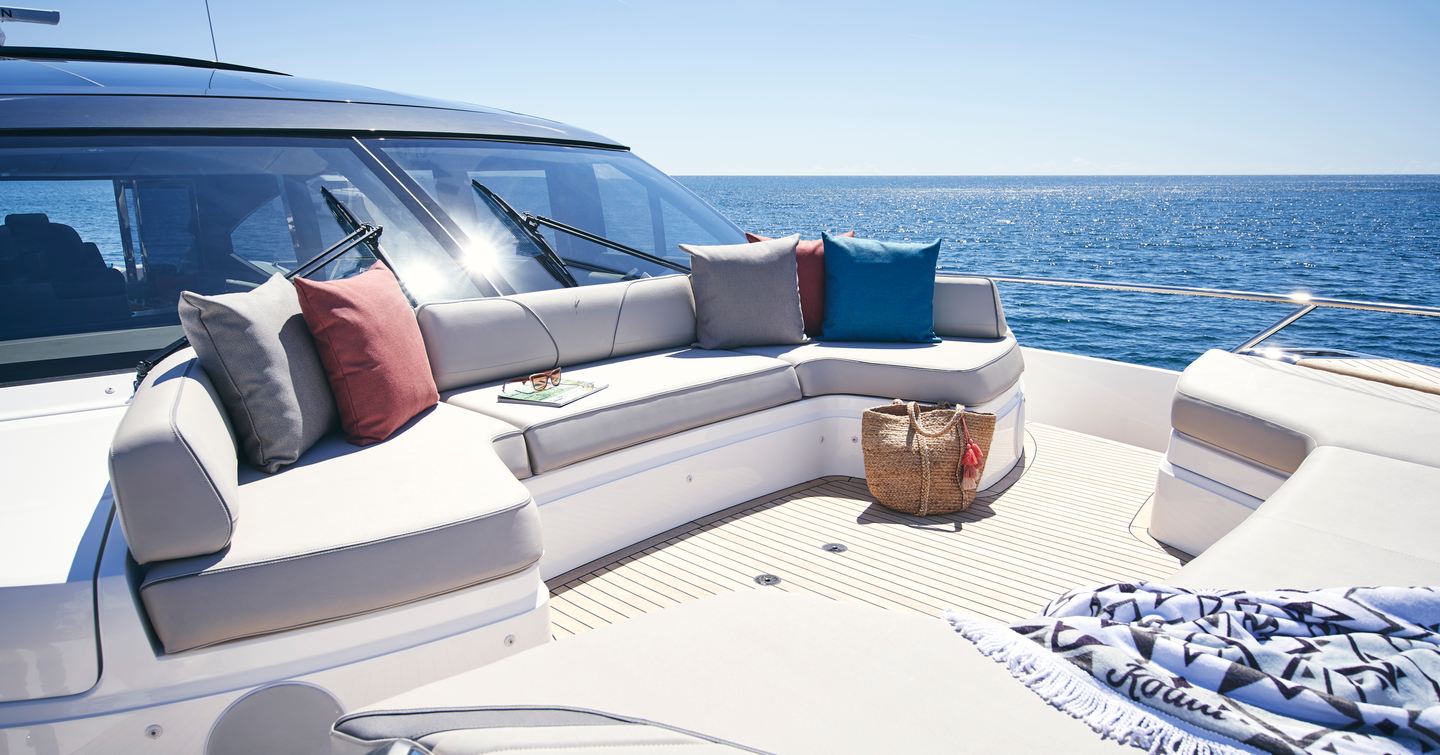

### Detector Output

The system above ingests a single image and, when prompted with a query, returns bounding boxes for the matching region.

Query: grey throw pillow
[178,275,337,473]
[680,234,806,350]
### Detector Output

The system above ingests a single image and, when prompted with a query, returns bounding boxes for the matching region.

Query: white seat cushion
[335,591,1123,754]
[1173,447,1440,589]
[1173,350,1440,473]
[739,336,1023,406]
[444,349,802,474]
[139,403,543,654]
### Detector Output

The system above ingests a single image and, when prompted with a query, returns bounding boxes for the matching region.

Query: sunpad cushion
[139,403,542,653]
[444,349,802,474]
[1172,446,1440,589]
[336,591,1122,754]
[178,274,336,472]
[739,336,1023,406]
[1171,350,1440,473]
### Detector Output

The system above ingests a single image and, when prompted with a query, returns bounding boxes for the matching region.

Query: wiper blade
[470,180,578,288]
[319,186,414,304]
[523,213,689,274]
[560,256,648,280]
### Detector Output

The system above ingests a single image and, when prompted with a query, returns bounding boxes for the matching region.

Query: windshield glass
[372,139,744,292]
[0,136,484,383]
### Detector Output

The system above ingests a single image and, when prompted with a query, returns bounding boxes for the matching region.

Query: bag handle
[905,400,965,438]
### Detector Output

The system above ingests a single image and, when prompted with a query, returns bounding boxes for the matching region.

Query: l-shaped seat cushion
[445,349,802,474]
[333,591,1124,755]
[1172,446,1440,589]
[138,401,544,654]
[738,335,1023,406]
[1172,350,1440,474]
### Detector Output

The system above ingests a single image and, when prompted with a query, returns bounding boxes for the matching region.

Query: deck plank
[548,423,1187,635]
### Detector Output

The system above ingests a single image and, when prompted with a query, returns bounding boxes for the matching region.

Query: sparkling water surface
[680,175,1440,371]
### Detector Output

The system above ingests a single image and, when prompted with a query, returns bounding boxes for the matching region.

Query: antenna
[0,6,61,46]
[202,0,218,62]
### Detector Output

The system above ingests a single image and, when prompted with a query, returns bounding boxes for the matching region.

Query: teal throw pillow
[820,234,941,343]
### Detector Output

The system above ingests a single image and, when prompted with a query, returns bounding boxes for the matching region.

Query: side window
[0,138,485,384]
[0,180,132,338]
[231,192,299,274]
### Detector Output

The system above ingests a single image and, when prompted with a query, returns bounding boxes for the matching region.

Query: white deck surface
[547,422,1187,637]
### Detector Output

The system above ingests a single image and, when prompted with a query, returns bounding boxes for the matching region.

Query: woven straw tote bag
[861,400,996,516]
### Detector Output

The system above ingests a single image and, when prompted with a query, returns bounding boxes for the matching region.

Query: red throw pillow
[746,230,855,337]
[294,263,438,445]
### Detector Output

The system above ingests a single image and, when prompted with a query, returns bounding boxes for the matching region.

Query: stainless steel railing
[966,273,1440,353]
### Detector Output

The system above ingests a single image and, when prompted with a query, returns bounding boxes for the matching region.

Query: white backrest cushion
[419,276,697,392]
[417,297,558,392]
[933,276,1009,339]
[510,283,626,366]
[109,350,241,564]
[611,276,696,357]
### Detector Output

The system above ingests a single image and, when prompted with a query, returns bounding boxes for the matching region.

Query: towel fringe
[945,611,1251,755]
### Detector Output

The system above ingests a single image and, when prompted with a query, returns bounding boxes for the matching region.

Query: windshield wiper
[470,181,578,288]
[471,180,692,279]
[320,186,417,305]
[521,212,689,274]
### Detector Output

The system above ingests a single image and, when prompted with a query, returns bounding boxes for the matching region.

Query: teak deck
[546,423,1187,638]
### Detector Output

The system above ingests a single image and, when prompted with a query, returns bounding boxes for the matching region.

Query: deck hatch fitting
[821,543,848,553]
[754,574,782,586]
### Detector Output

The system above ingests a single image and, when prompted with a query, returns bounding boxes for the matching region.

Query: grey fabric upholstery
[1173,447,1440,589]
[419,725,747,754]
[610,276,697,356]
[109,351,241,565]
[739,335,1023,406]
[339,591,1123,754]
[178,274,337,473]
[138,403,543,653]
[445,349,802,474]
[933,275,1009,339]
[418,276,696,392]
[335,708,760,754]
[681,234,805,350]
[471,413,532,480]
[1172,350,1440,473]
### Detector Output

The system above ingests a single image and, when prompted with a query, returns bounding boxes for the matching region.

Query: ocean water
[680,175,1440,371]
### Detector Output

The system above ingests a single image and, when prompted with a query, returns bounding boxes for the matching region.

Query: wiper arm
[319,186,414,304]
[470,180,578,288]
[522,213,689,274]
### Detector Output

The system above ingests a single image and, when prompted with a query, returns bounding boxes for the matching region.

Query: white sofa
[1151,349,1440,569]
[108,274,1024,654]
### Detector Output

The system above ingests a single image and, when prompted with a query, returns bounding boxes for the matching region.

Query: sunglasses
[505,367,562,393]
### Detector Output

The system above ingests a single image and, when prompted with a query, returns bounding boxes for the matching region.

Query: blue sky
[8,1,1439,175]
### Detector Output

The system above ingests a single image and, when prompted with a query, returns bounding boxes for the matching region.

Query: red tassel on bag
[960,415,984,492]
[962,442,984,471]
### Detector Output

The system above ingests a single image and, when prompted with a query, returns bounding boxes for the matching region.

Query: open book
[497,380,607,408]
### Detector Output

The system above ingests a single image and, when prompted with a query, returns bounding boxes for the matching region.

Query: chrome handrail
[974,274,1440,317]
[962,273,1440,353]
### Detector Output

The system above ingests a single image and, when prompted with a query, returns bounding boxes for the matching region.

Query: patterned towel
[948,584,1440,754]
